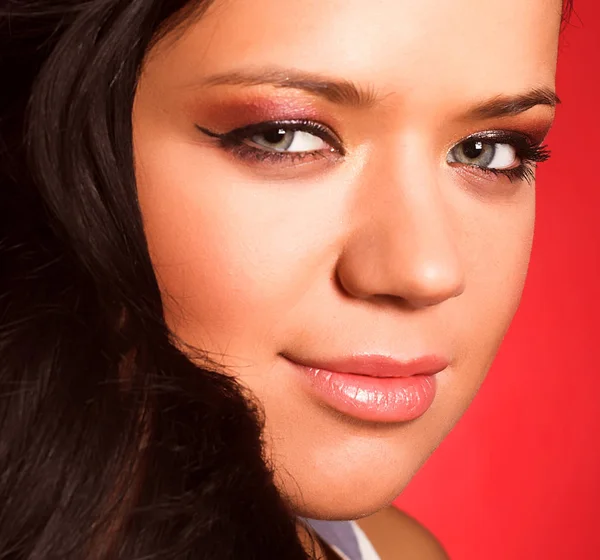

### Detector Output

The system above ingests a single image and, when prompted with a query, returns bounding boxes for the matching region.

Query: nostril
[335,239,466,308]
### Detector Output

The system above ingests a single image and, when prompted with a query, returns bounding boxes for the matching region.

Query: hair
[0,1,311,558]
[563,0,575,28]
[0,1,575,559]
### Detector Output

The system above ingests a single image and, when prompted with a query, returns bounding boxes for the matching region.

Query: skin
[132,0,561,552]
[356,508,449,559]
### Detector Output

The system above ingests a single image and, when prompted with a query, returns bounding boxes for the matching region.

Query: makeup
[447,129,551,184]
[284,354,448,423]
[196,118,345,168]
[186,94,327,132]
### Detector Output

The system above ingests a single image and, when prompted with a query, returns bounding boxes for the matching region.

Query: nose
[336,152,466,309]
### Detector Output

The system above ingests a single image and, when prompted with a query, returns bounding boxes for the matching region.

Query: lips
[284,354,448,423]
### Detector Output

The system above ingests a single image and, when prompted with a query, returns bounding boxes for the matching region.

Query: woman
[0,0,572,558]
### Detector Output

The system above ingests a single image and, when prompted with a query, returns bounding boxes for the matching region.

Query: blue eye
[448,140,518,170]
[246,127,329,153]
[196,119,345,165]
[447,131,551,183]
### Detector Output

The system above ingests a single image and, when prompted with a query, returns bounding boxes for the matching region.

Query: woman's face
[133,0,561,518]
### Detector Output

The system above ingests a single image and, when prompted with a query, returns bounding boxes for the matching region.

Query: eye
[445,131,551,184]
[245,127,329,153]
[447,140,518,170]
[199,121,550,179]
[196,119,345,165]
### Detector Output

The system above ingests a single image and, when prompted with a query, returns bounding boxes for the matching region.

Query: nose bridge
[336,145,466,307]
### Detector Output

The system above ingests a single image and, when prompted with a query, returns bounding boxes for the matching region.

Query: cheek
[467,205,535,344]
[137,185,280,351]
[447,193,535,400]
[418,195,535,456]
[133,137,336,357]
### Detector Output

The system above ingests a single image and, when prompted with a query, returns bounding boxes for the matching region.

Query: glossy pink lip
[284,354,448,423]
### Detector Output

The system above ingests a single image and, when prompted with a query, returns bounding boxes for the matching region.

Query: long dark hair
[0,1,310,558]
[0,1,575,559]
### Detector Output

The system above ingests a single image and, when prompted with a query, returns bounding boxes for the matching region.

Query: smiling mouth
[282,354,448,423]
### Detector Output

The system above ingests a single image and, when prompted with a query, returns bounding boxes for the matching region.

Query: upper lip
[285,354,449,378]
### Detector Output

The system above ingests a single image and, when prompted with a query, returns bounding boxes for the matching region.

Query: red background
[395,2,600,558]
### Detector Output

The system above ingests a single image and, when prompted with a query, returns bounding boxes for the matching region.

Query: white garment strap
[301,518,381,560]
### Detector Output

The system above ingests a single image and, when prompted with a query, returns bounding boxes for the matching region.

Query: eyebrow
[201,68,379,107]
[467,87,561,119]
[201,67,560,118]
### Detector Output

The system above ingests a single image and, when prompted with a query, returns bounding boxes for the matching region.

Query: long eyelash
[483,142,551,184]
[199,121,552,181]
[196,119,345,162]
[484,162,536,184]
[458,130,552,184]
[222,143,333,164]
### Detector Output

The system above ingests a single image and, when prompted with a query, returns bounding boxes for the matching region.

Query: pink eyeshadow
[188,94,326,130]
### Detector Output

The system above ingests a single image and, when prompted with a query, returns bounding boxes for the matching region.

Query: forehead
[157,0,561,106]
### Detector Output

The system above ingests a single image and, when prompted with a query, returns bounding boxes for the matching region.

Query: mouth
[282,354,448,423]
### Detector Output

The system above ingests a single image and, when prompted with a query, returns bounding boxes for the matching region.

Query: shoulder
[355,506,450,560]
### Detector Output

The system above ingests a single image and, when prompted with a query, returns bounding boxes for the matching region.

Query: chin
[277,454,423,521]
[264,371,467,521]
[289,481,408,521]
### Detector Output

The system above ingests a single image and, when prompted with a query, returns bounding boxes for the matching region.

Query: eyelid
[199,119,346,155]
[446,128,552,185]
[197,120,549,179]
[449,129,551,166]
[452,129,536,150]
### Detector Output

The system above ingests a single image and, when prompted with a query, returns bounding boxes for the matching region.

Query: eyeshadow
[186,93,326,131]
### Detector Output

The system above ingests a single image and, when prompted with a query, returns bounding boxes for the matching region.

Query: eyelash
[454,130,551,184]
[197,119,344,164]
[196,120,551,182]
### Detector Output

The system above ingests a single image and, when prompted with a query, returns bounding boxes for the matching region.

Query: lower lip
[289,361,438,423]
